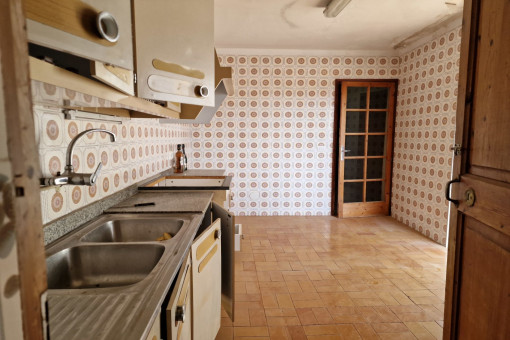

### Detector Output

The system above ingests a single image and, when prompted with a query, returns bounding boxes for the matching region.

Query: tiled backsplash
[191,55,400,216]
[32,81,192,224]
[391,26,461,245]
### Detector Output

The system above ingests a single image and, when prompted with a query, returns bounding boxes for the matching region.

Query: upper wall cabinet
[23,0,133,70]
[133,0,215,107]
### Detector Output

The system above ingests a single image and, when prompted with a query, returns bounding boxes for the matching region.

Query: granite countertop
[47,191,213,340]
[106,191,215,213]
[160,169,226,178]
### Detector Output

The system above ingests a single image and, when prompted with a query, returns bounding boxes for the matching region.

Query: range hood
[159,78,233,124]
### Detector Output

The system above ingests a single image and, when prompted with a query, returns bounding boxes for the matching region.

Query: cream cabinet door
[167,252,192,340]
[133,0,215,107]
[191,219,221,340]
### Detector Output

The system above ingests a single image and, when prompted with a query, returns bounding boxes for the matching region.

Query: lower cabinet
[161,203,235,340]
[145,314,161,340]
[166,251,192,340]
[191,218,222,340]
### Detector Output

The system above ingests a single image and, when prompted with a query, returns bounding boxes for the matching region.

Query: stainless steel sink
[46,244,164,289]
[80,217,184,243]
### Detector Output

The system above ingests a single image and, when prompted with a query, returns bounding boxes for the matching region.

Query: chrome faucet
[40,129,116,186]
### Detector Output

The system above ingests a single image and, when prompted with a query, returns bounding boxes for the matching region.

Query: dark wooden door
[444,0,510,339]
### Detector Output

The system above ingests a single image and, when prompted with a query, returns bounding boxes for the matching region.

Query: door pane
[345,135,365,156]
[368,111,387,132]
[344,159,364,180]
[367,135,386,156]
[369,87,389,109]
[366,181,384,202]
[367,158,385,179]
[344,182,363,203]
[345,111,366,133]
[346,87,367,109]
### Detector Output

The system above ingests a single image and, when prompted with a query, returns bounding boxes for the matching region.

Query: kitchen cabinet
[211,202,235,321]
[145,314,161,340]
[167,251,192,340]
[23,0,133,70]
[191,219,222,340]
[133,0,215,107]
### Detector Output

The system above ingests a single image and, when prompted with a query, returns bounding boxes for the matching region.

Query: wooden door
[443,0,510,339]
[191,219,221,340]
[337,81,396,217]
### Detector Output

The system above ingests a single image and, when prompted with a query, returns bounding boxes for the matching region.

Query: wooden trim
[0,1,47,339]
[29,57,180,118]
[342,202,388,218]
[443,0,476,338]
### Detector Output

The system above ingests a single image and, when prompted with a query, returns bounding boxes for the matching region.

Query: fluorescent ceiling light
[324,0,352,18]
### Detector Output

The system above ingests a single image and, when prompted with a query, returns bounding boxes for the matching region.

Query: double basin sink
[46,214,193,290]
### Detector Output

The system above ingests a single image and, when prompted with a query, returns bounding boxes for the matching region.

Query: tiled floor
[216,216,447,340]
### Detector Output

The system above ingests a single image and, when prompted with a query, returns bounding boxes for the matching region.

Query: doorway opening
[331,80,398,218]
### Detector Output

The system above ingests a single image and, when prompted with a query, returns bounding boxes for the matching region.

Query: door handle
[340,146,351,161]
[445,178,460,206]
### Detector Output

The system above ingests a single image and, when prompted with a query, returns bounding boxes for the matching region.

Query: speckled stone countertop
[106,192,215,213]
[47,191,213,340]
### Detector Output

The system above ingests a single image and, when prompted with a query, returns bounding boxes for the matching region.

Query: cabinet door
[145,314,161,340]
[133,0,215,107]
[191,219,221,340]
[167,252,192,340]
[23,0,133,69]
[211,202,235,322]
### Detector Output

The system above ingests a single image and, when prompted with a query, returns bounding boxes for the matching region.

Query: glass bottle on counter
[182,144,188,171]
[174,144,184,173]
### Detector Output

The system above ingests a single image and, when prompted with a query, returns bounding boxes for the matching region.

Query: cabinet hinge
[133,73,137,84]
[450,144,462,156]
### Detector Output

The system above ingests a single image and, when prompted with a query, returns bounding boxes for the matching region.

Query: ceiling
[214,0,463,53]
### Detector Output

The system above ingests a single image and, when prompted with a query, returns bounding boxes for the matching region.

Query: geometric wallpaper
[190,54,400,216]
[391,26,462,245]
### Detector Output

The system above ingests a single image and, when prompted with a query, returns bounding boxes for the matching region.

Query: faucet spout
[66,129,116,172]
[40,128,117,187]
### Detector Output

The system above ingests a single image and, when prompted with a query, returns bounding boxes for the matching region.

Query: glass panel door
[339,81,395,217]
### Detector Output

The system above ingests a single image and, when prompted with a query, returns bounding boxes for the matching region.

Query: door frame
[443,0,482,337]
[0,1,47,339]
[331,79,398,217]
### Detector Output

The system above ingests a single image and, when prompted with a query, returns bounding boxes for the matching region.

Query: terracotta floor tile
[234,326,270,337]
[296,308,318,325]
[249,309,268,326]
[286,325,307,340]
[372,322,410,333]
[354,323,379,340]
[276,294,294,309]
[336,324,362,339]
[268,326,290,340]
[303,325,338,335]
[220,217,446,340]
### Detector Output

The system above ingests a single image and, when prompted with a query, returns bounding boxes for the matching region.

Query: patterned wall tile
[191,54,400,217]
[33,81,192,224]
[391,27,461,245]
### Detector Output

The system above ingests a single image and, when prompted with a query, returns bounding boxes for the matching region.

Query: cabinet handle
[175,305,186,323]
[194,85,209,98]
[214,229,221,240]
[97,12,120,43]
